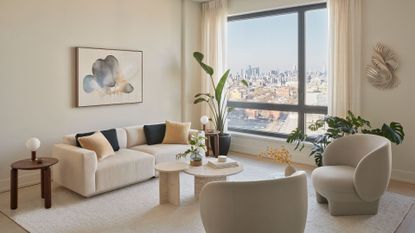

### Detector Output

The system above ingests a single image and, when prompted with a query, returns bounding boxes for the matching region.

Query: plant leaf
[193,97,208,104]
[215,69,230,106]
[193,52,214,76]
[241,80,249,87]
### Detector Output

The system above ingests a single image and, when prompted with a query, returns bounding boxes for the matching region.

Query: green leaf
[215,69,230,106]
[286,128,307,151]
[193,52,214,76]
[241,79,249,87]
[193,97,208,104]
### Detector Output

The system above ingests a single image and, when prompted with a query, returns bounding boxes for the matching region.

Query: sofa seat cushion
[130,144,191,164]
[312,165,360,202]
[95,149,155,193]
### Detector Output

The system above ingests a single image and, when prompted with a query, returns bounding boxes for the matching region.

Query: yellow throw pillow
[162,120,191,144]
[78,131,115,160]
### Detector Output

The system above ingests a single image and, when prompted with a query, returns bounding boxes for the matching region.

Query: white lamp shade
[26,137,40,151]
[200,115,209,125]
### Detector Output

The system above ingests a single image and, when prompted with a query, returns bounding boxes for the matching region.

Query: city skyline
[228,8,328,73]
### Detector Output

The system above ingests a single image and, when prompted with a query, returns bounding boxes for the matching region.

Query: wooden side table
[10,157,58,209]
[205,130,220,157]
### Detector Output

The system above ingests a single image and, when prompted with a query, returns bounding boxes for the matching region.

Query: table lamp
[200,115,209,131]
[26,137,41,162]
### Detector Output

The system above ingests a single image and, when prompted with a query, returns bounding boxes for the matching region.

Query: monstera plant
[286,111,405,166]
[193,52,248,155]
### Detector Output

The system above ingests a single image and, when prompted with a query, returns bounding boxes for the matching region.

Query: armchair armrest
[354,143,391,202]
[52,144,98,197]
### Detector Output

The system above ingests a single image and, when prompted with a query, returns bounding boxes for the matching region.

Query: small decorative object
[200,115,209,131]
[77,47,143,107]
[193,52,249,155]
[176,132,207,166]
[218,155,227,162]
[25,137,42,163]
[366,43,399,89]
[260,146,296,176]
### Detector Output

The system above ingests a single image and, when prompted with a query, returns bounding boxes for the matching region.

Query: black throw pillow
[143,123,166,145]
[75,128,120,151]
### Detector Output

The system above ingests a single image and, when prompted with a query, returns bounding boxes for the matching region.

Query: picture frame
[76,47,143,107]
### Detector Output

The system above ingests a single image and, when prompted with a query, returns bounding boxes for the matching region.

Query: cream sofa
[52,125,196,197]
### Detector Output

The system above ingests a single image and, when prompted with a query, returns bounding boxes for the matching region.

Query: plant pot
[190,160,202,166]
[211,133,231,156]
[190,153,203,167]
[284,165,296,177]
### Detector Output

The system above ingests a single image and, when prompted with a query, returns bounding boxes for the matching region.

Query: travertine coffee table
[184,161,243,198]
[155,161,189,206]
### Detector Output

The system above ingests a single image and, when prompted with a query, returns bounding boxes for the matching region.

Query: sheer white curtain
[328,0,362,117]
[201,0,227,117]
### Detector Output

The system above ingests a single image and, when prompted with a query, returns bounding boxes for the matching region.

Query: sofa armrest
[354,143,391,202]
[52,144,98,197]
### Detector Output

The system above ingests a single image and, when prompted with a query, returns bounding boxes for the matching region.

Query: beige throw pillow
[162,120,191,144]
[78,131,115,160]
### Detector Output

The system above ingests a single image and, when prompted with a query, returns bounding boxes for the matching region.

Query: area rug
[0,156,413,233]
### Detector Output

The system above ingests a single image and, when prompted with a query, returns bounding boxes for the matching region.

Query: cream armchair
[199,171,308,233]
[311,134,392,216]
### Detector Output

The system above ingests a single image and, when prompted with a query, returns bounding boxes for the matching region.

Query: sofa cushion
[131,144,191,164]
[311,165,360,201]
[78,132,115,160]
[76,129,120,151]
[95,149,155,193]
[124,125,146,147]
[143,123,166,145]
[162,120,191,144]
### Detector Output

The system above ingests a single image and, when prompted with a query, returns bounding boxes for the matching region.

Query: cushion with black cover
[143,123,166,145]
[76,128,120,151]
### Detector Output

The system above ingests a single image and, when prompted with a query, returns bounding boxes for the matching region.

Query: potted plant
[260,146,296,176]
[286,111,405,166]
[176,132,207,166]
[193,52,248,155]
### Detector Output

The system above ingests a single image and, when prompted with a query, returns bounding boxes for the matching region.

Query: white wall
[361,0,415,183]
[0,0,201,191]
[183,1,203,128]
[229,0,415,183]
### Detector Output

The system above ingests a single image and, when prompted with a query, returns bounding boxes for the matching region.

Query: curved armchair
[199,171,308,233]
[311,134,392,216]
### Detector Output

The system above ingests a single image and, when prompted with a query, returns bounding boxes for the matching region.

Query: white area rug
[0,156,413,233]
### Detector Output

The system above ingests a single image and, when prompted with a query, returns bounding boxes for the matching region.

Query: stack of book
[207,158,239,169]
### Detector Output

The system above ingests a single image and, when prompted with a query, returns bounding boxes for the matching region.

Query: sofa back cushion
[78,132,115,160]
[63,128,127,149]
[162,120,191,144]
[143,123,166,145]
[76,129,120,151]
[124,125,147,147]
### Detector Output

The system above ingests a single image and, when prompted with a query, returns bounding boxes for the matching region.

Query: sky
[228,8,328,74]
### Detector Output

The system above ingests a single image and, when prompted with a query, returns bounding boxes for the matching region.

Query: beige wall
[361,0,415,182]
[229,0,415,183]
[0,0,202,191]
[183,0,203,128]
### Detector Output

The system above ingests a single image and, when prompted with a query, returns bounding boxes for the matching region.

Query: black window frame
[227,3,328,138]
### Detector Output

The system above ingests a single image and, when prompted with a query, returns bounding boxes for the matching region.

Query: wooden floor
[0,153,414,233]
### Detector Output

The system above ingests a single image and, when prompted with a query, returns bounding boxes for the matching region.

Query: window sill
[229,130,313,147]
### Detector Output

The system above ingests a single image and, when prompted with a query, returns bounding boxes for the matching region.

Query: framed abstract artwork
[76,47,143,107]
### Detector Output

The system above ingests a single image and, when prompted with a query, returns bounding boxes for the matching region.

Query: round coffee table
[10,157,58,209]
[184,160,243,198]
[155,161,189,206]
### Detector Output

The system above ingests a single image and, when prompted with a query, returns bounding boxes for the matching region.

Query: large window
[227,3,328,138]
